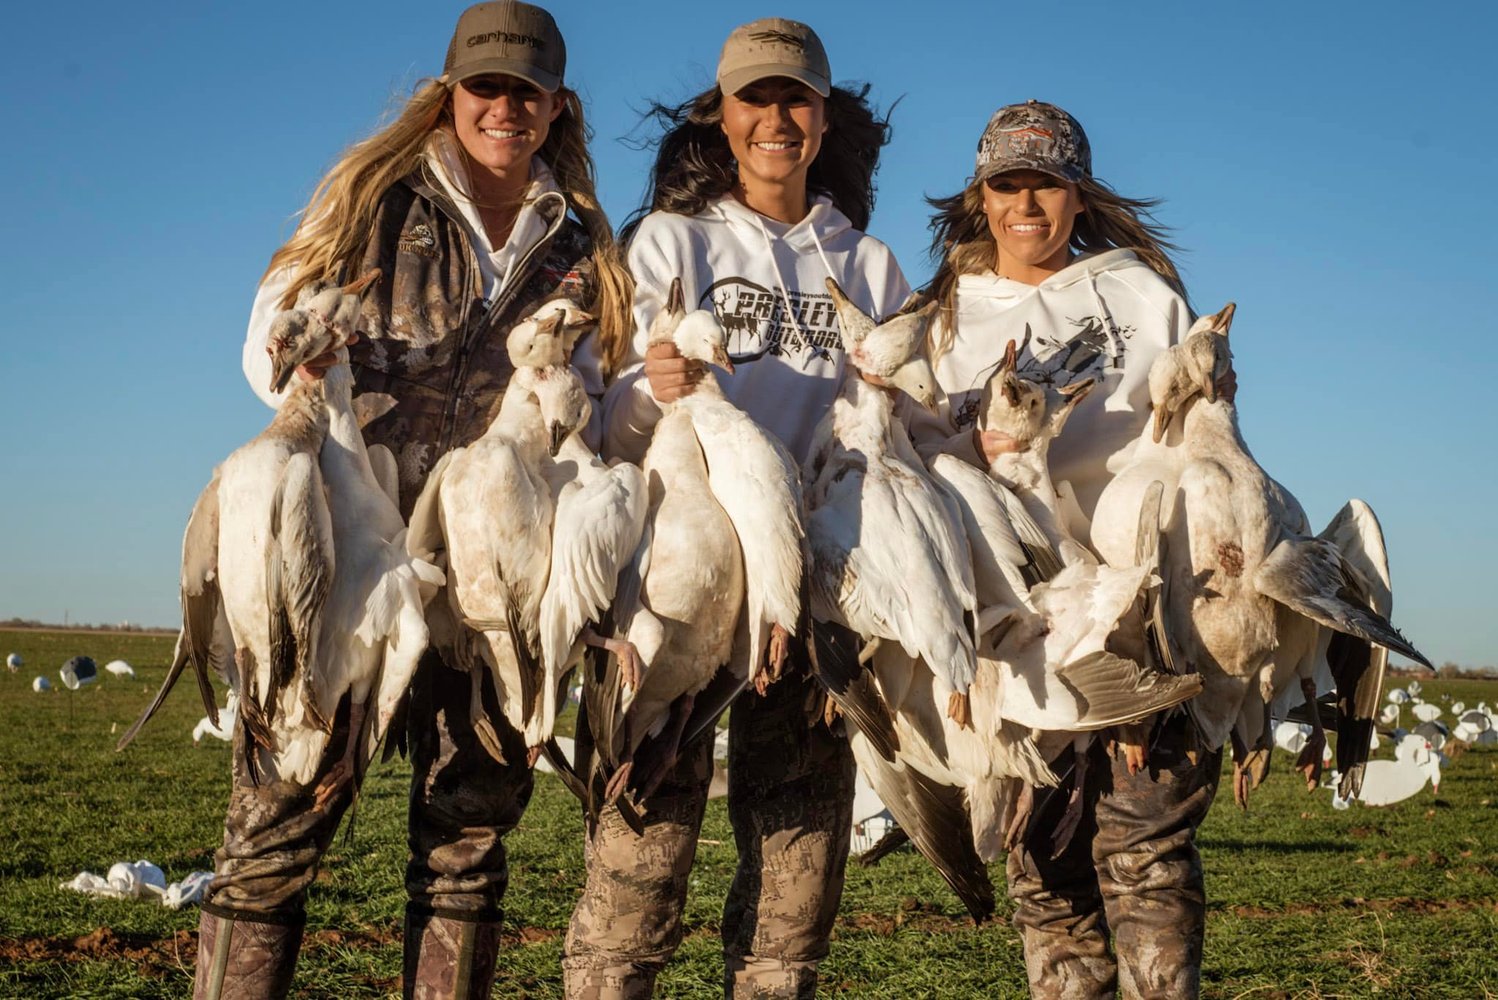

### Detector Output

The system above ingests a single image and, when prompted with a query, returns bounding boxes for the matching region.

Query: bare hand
[974,427,1024,465]
[644,341,704,403]
[1214,369,1237,403]
[295,331,360,383]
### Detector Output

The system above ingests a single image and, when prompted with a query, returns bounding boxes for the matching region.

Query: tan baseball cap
[716,18,831,98]
[443,1,566,93]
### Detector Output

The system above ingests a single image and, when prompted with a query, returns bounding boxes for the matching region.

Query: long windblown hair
[263,80,633,374]
[622,82,892,238]
[922,175,1186,361]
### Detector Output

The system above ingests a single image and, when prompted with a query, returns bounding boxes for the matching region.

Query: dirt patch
[1226,896,1497,919]
[0,926,195,973]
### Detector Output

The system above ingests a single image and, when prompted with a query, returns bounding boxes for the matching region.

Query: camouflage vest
[347,174,594,514]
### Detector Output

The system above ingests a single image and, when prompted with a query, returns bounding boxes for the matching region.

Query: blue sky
[1,1,1494,667]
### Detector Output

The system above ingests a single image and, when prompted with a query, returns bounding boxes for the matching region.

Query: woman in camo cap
[911,99,1224,998]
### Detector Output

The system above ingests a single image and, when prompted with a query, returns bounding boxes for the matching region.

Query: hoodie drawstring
[751,213,818,364]
[1085,267,1123,361]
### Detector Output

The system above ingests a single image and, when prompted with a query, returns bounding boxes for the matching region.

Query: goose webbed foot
[1113,720,1149,775]
[311,759,353,816]
[755,623,794,696]
[1233,761,1252,810]
[1050,751,1089,860]
[1298,676,1327,791]
[583,629,643,693]
[1004,782,1035,853]
[526,744,543,769]
[947,690,973,730]
[603,761,634,805]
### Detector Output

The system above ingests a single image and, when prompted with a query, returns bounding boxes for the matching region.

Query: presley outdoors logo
[700,278,843,364]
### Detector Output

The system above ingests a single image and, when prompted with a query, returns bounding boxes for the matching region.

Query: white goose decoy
[6,653,21,672]
[1356,733,1443,806]
[583,279,803,809]
[122,274,443,804]
[1090,303,1431,808]
[104,660,136,679]
[32,676,51,693]
[411,302,646,768]
[1411,701,1443,723]
[194,690,239,745]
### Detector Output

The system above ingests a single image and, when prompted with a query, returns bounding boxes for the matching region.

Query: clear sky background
[1,1,1493,667]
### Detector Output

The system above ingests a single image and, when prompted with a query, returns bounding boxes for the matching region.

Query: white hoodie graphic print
[604,194,909,463]
[909,249,1191,540]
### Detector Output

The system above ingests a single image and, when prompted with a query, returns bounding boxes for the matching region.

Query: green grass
[1,628,1495,998]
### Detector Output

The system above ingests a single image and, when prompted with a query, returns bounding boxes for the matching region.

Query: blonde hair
[265,80,633,375]
[922,175,1186,363]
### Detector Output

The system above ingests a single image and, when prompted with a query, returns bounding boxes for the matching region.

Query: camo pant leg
[562,728,715,999]
[1092,714,1222,1000]
[1006,741,1118,1000]
[206,697,358,918]
[405,653,536,921]
[722,667,855,1000]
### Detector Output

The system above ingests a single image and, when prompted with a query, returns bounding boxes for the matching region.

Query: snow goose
[410,303,644,768]
[104,660,136,679]
[803,281,1027,919]
[581,279,803,810]
[1091,303,1430,808]
[949,343,1201,852]
[121,274,443,805]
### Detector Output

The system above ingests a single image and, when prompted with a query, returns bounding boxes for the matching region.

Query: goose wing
[118,473,227,751]
[684,396,804,685]
[540,459,648,675]
[268,450,335,730]
[808,455,977,697]
[927,455,1048,611]
[1316,500,1398,799]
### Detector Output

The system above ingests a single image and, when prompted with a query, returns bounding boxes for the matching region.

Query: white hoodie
[602,194,910,463]
[909,249,1191,540]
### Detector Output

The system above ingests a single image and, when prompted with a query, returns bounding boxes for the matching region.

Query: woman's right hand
[644,341,704,403]
[973,427,1023,465]
[295,332,360,384]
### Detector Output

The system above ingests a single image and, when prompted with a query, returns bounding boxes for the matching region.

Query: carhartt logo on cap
[466,31,546,50]
[444,1,566,93]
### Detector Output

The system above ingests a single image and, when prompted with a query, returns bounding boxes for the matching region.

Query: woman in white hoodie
[913,100,1221,999]
[566,18,909,1000]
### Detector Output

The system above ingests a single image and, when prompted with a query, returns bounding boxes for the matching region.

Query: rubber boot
[193,903,304,1000]
[403,906,502,1000]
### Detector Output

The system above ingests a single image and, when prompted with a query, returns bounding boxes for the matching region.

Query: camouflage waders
[563,663,855,1000]
[1006,711,1222,1000]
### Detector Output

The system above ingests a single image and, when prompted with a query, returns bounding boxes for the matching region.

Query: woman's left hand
[1214,369,1237,403]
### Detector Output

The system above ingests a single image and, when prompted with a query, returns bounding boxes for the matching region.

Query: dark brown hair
[622,82,892,239]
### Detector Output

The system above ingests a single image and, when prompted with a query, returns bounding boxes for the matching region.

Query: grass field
[1,628,1494,998]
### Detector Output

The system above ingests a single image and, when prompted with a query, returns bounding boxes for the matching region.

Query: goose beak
[269,354,295,394]
[1212,302,1237,335]
[711,346,735,374]
[549,421,568,456]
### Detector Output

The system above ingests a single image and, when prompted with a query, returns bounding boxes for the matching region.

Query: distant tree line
[0,617,171,633]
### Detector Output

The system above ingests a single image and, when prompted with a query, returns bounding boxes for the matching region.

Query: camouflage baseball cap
[975,100,1091,184]
[717,18,831,98]
[443,1,566,93]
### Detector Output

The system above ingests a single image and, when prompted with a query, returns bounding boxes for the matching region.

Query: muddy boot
[403,907,502,1000]
[193,904,304,1000]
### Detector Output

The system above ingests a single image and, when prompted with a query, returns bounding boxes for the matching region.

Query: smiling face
[982,169,1085,283]
[452,74,564,184]
[721,76,827,196]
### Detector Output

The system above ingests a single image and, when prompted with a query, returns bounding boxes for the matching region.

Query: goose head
[978,338,1094,448]
[823,278,939,409]
[648,278,735,374]
[268,270,381,392]
[508,298,595,368]
[512,362,590,456]
[1149,301,1235,442]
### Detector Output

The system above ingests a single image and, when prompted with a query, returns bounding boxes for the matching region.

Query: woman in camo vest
[198,4,632,998]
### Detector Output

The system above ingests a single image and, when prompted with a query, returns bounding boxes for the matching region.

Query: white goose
[584,279,803,808]
[944,342,1201,851]
[410,303,646,766]
[121,275,443,805]
[1090,303,1430,807]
